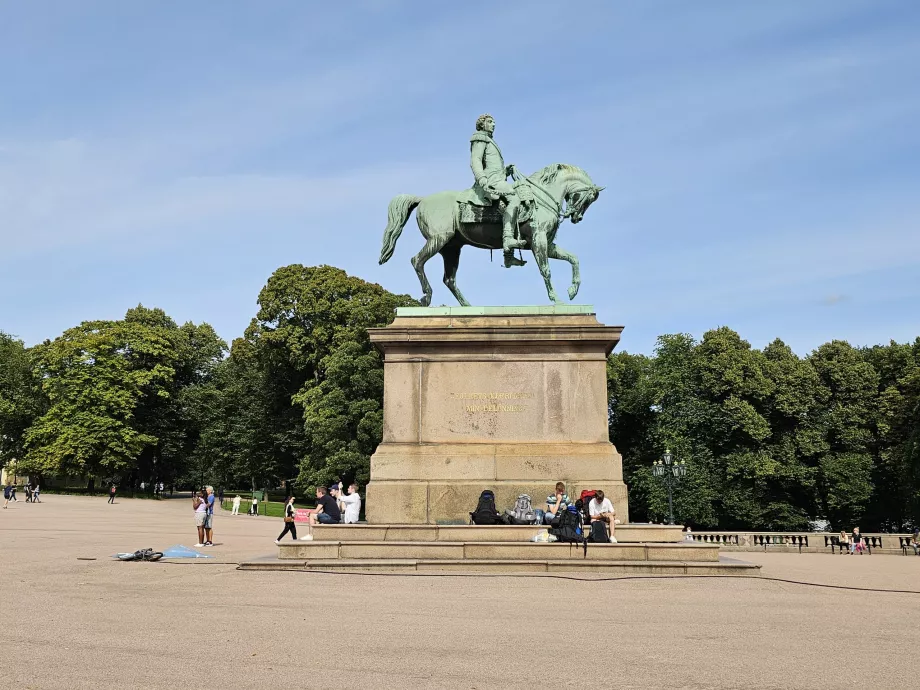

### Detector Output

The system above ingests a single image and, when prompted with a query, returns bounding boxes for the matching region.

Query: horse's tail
[379,194,422,264]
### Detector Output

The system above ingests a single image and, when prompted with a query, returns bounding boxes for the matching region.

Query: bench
[900,536,920,556]
[825,535,876,554]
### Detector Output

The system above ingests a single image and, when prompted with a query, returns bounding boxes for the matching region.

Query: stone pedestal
[365,306,629,524]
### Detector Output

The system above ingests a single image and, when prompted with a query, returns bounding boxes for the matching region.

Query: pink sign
[294,509,312,523]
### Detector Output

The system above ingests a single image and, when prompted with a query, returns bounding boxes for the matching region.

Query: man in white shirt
[588,490,618,543]
[231,494,242,516]
[335,482,362,524]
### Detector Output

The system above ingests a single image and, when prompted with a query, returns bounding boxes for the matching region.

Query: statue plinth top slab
[395,304,596,317]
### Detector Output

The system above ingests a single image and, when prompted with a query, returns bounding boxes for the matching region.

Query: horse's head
[530,163,604,224]
[567,184,604,224]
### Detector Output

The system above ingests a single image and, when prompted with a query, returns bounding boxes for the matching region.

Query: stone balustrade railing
[690,531,915,554]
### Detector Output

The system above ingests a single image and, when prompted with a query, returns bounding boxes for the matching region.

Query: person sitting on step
[588,490,618,543]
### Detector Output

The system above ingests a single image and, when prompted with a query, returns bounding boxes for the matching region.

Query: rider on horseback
[469,114,527,268]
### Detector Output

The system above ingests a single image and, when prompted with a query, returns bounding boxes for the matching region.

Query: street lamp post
[652,449,686,525]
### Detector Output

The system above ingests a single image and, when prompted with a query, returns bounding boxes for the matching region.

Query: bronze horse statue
[378,163,602,306]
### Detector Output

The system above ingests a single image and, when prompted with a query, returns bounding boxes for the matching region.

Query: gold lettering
[464,404,526,413]
[450,392,534,400]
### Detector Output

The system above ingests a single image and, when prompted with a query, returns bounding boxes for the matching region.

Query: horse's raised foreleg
[411,234,451,307]
[440,242,470,307]
[531,230,560,303]
[547,242,581,301]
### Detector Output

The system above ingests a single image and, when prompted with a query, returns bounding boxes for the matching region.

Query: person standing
[193,491,208,547]
[249,496,258,516]
[231,495,241,516]
[275,496,298,543]
[108,484,117,504]
[336,482,362,524]
[2,484,11,509]
[203,486,216,546]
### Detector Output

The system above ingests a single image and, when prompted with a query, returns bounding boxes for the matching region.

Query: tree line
[609,328,920,531]
[1,264,917,530]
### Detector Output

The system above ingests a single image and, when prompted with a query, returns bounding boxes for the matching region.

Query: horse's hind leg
[411,234,451,306]
[440,241,470,307]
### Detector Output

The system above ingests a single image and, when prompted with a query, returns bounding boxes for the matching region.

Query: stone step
[240,557,760,576]
[310,523,685,543]
[277,540,720,562]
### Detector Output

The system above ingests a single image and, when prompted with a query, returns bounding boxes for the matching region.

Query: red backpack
[579,489,597,523]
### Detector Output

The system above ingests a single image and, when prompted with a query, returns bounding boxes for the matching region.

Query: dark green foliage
[608,329,920,531]
[0,332,47,469]
[18,306,225,486]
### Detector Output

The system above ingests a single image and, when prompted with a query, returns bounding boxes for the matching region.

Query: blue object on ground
[160,544,213,559]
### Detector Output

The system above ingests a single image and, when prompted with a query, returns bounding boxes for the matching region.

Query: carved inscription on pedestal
[450,392,534,413]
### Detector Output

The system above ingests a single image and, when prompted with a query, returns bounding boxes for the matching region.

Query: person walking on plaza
[3,484,11,509]
[32,483,40,503]
[203,485,216,546]
[231,494,241,516]
[24,481,32,503]
[276,496,298,543]
[108,484,117,504]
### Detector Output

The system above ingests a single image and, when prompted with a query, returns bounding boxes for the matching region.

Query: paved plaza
[1,495,918,689]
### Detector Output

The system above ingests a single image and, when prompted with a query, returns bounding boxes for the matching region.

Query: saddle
[458,179,534,225]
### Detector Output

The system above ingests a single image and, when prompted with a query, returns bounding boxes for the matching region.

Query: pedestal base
[365,306,628,525]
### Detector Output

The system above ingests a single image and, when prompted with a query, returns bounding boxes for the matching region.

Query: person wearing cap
[333,482,362,524]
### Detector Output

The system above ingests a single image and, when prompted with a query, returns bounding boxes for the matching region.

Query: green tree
[21,307,224,486]
[247,265,415,491]
[808,340,878,529]
[0,332,46,469]
[862,339,920,529]
[196,265,416,495]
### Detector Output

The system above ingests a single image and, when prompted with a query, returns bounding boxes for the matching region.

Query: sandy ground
[1,494,919,689]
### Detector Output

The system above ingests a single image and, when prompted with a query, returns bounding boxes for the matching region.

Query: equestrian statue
[378,113,603,306]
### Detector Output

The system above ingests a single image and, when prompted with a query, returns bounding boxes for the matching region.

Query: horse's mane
[530,163,591,185]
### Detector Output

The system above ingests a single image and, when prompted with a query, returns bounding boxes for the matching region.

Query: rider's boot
[502,219,527,268]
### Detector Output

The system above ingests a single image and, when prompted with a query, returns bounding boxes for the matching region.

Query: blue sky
[1,0,918,355]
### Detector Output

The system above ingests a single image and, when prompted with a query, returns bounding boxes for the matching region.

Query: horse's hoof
[420,295,431,307]
[568,286,580,300]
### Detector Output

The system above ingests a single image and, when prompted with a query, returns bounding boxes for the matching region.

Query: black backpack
[588,519,610,543]
[470,490,503,525]
[550,504,584,543]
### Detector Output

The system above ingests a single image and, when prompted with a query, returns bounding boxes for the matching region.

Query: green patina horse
[378,163,603,306]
